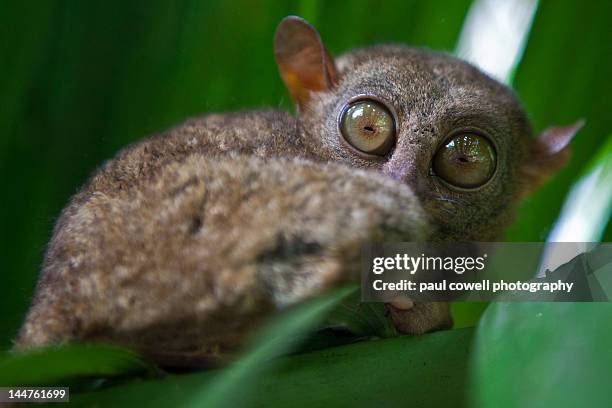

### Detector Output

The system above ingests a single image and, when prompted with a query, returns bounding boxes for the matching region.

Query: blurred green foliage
[507,1,612,241]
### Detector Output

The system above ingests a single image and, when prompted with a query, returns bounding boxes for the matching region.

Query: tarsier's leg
[16,154,449,367]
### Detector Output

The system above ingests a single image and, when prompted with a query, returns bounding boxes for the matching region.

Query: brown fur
[16,17,578,367]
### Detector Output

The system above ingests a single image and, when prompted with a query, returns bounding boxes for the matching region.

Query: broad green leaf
[0,344,155,387]
[238,327,473,408]
[472,302,612,408]
[451,302,489,329]
[71,328,474,408]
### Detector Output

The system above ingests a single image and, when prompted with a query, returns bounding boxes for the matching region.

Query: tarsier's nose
[381,158,420,187]
[379,133,434,197]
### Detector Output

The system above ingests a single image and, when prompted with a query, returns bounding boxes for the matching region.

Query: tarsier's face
[275,16,581,240]
[300,48,531,240]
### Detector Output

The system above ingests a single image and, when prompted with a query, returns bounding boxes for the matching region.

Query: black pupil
[458,156,469,163]
[363,126,375,133]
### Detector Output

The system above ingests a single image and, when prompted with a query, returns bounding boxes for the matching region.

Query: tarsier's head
[274,16,582,241]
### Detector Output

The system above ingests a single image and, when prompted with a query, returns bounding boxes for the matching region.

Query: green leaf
[71,328,474,408]
[473,136,612,407]
[451,302,489,329]
[184,286,356,408]
[0,344,155,387]
[242,328,473,408]
[472,302,612,408]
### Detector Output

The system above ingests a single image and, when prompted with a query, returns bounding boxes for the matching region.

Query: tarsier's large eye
[340,100,395,155]
[432,133,497,189]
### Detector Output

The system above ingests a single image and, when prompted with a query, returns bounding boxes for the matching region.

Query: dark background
[1,0,611,349]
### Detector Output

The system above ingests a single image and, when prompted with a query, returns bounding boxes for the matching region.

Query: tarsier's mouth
[389,296,415,310]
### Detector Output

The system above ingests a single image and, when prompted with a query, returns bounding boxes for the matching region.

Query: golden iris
[433,134,496,188]
[340,100,395,155]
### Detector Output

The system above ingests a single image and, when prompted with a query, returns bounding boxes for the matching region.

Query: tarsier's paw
[241,158,452,336]
[248,158,430,306]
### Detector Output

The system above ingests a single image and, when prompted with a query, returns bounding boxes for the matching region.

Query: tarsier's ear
[274,16,338,107]
[519,120,584,197]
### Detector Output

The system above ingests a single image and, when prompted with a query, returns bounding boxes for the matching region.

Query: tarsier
[17,16,581,367]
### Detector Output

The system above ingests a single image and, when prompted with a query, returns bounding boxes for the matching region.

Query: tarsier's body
[17,17,579,367]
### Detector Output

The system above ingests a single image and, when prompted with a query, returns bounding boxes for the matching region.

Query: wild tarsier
[17,16,581,367]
